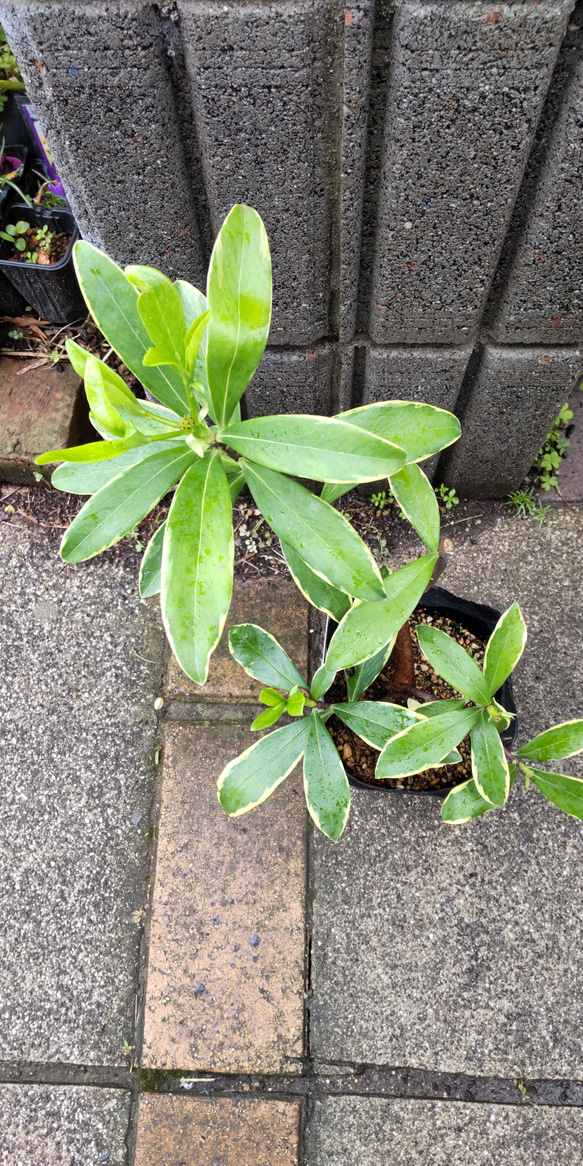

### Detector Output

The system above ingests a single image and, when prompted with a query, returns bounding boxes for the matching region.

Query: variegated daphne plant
[220,603,583,840]
[38,203,461,693]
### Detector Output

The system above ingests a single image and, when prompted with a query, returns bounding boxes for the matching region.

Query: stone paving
[1,504,583,1162]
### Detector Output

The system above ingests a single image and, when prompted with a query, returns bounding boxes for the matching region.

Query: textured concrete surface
[444,346,583,497]
[245,347,334,418]
[0,1084,131,1165]
[142,724,306,1073]
[489,7,583,344]
[0,1,205,282]
[178,0,337,346]
[135,1096,300,1165]
[363,346,471,409]
[310,507,583,1077]
[305,1097,583,1165]
[166,577,309,703]
[369,0,571,345]
[0,523,164,1064]
[0,359,90,485]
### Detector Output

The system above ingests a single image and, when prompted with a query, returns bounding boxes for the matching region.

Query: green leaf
[310,664,336,701]
[218,718,309,815]
[320,481,352,504]
[304,711,351,841]
[66,336,91,377]
[139,521,166,598]
[61,444,195,564]
[416,624,491,706]
[243,461,385,602]
[221,456,246,504]
[515,720,583,761]
[161,451,234,684]
[337,401,461,463]
[530,767,583,818]
[251,703,285,731]
[259,687,284,706]
[286,691,306,716]
[332,700,421,750]
[487,697,514,731]
[471,709,510,807]
[416,698,467,718]
[326,555,438,670]
[483,602,527,696]
[51,438,186,495]
[185,309,212,373]
[345,637,395,701]
[37,435,147,466]
[222,414,406,483]
[280,541,351,622]
[228,623,306,692]
[73,241,189,414]
[376,707,480,780]
[206,204,272,427]
[85,355,181,438]
[389,462,440,552]
[125,264,188,375]
[441,778,497,824]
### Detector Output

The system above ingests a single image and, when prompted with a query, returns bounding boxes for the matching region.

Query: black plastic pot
[323,585,518,796]
[0,204,85,323]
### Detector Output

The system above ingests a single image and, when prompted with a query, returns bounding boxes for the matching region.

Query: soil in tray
[326,608,486,791]
[6,224,69,265]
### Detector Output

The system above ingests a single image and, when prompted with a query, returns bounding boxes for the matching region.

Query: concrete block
[0,1085,131,1166]
[177,0,338,346]
[310,508,583,1078]
[305,1098,583,1165]
[0,1,205,282]
[135,1096,300,1166]
[369,0,572,345]
[165,577,309,703]
[0,523,165,1064]
[363,346,471,409]
[244,345,334,416]
[443,345,583,497]
[488,14,583,344]
[142,724,306,1073]
[0,357,91,485]
[337,0,374,343]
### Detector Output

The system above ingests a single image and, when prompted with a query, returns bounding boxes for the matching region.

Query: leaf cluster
[39,203,461,692]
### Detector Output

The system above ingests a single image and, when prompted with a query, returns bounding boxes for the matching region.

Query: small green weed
[505,487,549,524]
[8,328,23,340]
[371,490,387,511]
[435,483,459,509]
[535,402,572,491]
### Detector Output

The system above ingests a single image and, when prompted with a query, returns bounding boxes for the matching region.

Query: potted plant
[37,204,583,840]
[0,200,84,322]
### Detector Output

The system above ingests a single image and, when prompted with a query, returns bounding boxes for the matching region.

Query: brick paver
[142,724,306,1073]
[134,1095,300,1165]
[0,357,90,483]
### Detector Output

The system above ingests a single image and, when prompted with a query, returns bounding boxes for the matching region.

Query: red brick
[134,1095,300,1166]
[142,724,306,1074]
[0,357,90,484]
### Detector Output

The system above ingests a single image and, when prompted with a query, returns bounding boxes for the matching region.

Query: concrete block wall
[3,0,583,496]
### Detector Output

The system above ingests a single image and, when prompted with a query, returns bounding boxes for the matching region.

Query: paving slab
[142,724,306,1073]
[0,524,164,1065]
[305,1097,583,1165]
[166,577,309,703]
[0,1083,130,1165]
[135,1095,300,1166]
[310,507,583,1078]
[0,358,90,485]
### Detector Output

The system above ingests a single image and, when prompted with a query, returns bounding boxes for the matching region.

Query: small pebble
[195,983,205,994]
[154,696,164,710]
[250,935,260,948]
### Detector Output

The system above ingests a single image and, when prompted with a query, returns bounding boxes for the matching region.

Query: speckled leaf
[389,462,440,552]
[331,701,422,750]
[338,401,461,463]
[161,451,234,684]
[228,623,305,692]
[483,602,527,697]
[376,707,480,780]
[416,623,491,706]
[516,719,583,762]
[530,767,583,818]
[243,461,385,602]
[139,521,166,598]
[281,541,351,622]
[471,709,510,807]
[304,710,350,841]
[218,719,309,815]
